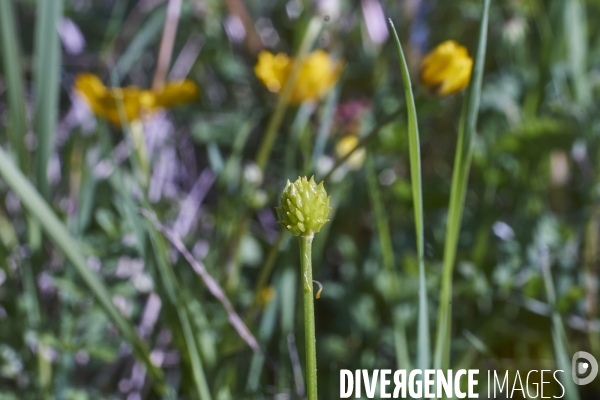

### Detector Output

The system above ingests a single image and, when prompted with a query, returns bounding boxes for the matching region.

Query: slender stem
[299,234,317,400]
[152,0,182,90]
[365,154,398,296]
[320,108,403,182]
[255,16,323,172]
[245,230,287,325]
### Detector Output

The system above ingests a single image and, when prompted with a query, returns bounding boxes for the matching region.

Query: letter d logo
[572,351,598,385]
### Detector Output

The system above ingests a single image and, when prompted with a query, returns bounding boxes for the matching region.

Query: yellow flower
[335,135,365,170]
[258,286,276,307]
[74,73,198,126]
[420,40,473,96]
[254,50,342,104]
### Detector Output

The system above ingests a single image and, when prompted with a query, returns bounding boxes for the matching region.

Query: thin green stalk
[564,0,590,106]
[434,0,491,371]
[178,306,212,400]
[0,0,43,252]
[245,230,287,325]
[320,108,403,182]
[540,246,580,400]
[33,0,63,199]
[146,223,212,400]
[393,308,412,370]
[299,234,318,400]
[311,87,339,170]
[255,16,323,171]
[0,145,165,390]
[389,19,430,370]
[365,154,398,294]
[21,258,41,325]
[584,211,600,354]
[366,155,413,373]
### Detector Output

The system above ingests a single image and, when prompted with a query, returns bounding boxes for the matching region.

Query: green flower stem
[228,17,323,290]
[299,234,318,400]
[275,175,329,398]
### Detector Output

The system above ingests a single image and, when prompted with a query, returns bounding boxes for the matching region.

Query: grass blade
[0,0,28,171]
[178,306,213,400]
[564,0,590,106]
[146,224,212,400]
[116,6,166,81]
[33,0,64,198]
[0,0,42,324]
[541,246,580,400]
[0,145,165,388]
[388,19,430,370]
[434,0,491,371]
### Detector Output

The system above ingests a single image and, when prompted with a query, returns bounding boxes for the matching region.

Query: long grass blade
[33,0,64,198]
[0,145,165,387]
[178,306,213,400]
[434,0,491,371]
[541,246,580,400]
[0,0,42,324]
[146,224,212,400]
[0,0,28,171]
[115,6,166,80]
[564,0,590,106]
[388,19,430,370]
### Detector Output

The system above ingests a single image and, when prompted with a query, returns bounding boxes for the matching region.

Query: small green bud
[276,176,331,237]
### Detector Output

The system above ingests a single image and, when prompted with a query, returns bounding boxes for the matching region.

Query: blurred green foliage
[0,0,599,399]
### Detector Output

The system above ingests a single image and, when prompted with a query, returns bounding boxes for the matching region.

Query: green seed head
[276,176,331,237]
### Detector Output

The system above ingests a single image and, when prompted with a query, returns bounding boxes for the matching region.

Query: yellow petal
[420,40,473,96]
[152,80,199,110]
[101,86,144,125]
[290,50,343,104]
[254,50,342,104]
[74,73,144,125]
[335,135,365,169]
[254,51,291,93]
[73,74,199,126]
[74,73,109,117]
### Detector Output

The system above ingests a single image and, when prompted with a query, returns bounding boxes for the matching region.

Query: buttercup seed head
[276,176,331,237]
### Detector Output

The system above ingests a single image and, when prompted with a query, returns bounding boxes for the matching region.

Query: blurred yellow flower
[258,286,276,306]
[420,40,473,96]
[335,135,365,170]
[254,50,342,104]
[74,73,198,125]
